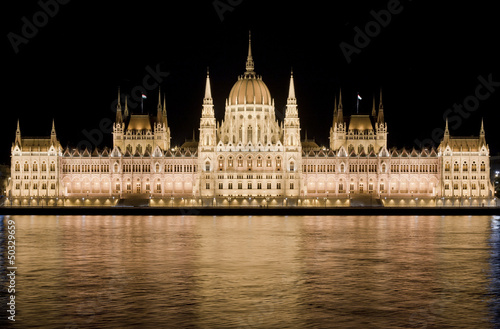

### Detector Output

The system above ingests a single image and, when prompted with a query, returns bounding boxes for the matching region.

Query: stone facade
[5,35,495,206]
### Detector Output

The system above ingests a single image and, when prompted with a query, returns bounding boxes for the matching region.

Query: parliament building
[5,35,496,207]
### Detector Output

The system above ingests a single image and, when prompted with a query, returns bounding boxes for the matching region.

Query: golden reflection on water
[3,215,497,328]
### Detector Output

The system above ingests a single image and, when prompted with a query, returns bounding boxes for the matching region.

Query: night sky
[3,0,499,164]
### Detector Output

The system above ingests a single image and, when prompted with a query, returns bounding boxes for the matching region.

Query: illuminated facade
[5,35,495,206]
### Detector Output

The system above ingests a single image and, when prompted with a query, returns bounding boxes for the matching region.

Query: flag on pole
[357,93,362,100]
[142,93,147,99]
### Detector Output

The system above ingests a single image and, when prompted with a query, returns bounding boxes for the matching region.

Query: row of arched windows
[14,161,55,172]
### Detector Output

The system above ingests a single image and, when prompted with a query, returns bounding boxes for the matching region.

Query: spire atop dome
[245,30,255,73]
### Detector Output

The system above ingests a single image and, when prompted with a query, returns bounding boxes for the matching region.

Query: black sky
[3,0,499,164]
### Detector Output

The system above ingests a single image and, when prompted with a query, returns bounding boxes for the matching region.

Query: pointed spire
[204,67,212,102]
[337,89,344,124]
[245,30,254,73]
[202,68,214,118]
[371,93,376,117]
[51,119,57,145]
[333,93,338,126]
[157,87,162,124]
[479,118,486,146]
[377,88,384,124]
[157,87,162,111]
[288,68,296,100]
[442,117,450,146]
[15,119,21,146]
[116,87,123,123]
[117,87,122,110]
[124,96,129,117]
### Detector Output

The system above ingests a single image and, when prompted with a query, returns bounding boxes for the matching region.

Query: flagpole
[141,96,143,114]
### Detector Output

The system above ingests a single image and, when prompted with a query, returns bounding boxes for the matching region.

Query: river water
[1,215,499,328]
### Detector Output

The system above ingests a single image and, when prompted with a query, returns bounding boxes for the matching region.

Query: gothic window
[228,156,234,167]
[472,162,477,172]
[205,161,210,172]
[247,156,252,168]
[257,156,262,167]
[33,162,38,172]
[137,145,143,154]
[24,162,29,171]
[480,161,486,172]
[126,144,132,153]
[276,157,281,169]
[146,144,152,153]
[247,126,253,143]
[348,145,354,154]
[15,162,20,171]
[381,163,386,172]
[155,163,160,173]
[463,162,468,171]
[340,163,345,172]
[266,157,272,167]
[290,161,295,171]
[358,145,363,154]
[445,162,450,172]
[453,162,459,172]
[41,162,47,172]
[368,144,374,153]
[114,163,119,173]
[238,157,243,167]
[219,158,224,170]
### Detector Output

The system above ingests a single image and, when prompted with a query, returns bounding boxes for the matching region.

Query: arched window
[24,161,29,172]
[126,144,132,153]
[33,162,38,172]
[114,163,119,173]
[348,145,354,154]
[445,162,450,172]
[290,161,295,171]
[15,162,20,172]
[136,145,142,154]
[205,161,210,172]
[340,163,345,172]
[480,161,486,172]
[146,144,152,154]
[155,163,160,173]
[247,126,253,143]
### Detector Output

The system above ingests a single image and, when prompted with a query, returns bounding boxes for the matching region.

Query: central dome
[228,74,271,105]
